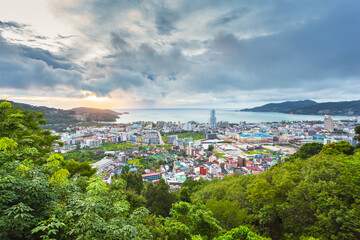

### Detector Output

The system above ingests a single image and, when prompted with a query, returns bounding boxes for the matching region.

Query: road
[158,131,165,145]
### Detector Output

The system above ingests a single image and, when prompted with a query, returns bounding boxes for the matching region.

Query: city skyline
[0,0,360,109]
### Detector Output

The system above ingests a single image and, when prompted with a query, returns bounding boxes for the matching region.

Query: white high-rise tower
[209,109,216,128]
[324,115,335,132]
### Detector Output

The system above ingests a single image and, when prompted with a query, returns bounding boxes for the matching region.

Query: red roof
[142,173,161,177]
[246,166,260,170]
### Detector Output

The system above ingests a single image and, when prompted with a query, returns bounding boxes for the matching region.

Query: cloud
[80,69,147,96]
[0,34,83,90]
[19,46,77,70]
[1,0,360,107]
[155,7,180,35]
[210,2,360,89]
[209,8,249,26]
[0,20,27,29]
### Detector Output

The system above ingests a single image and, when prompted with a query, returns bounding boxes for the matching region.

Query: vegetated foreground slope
[1,101,360,239]
[192,141,360,239]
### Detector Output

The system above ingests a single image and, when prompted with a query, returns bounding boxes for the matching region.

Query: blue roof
[240,132,272,138]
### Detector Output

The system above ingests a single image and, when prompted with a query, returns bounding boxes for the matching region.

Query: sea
[114,108,355,124]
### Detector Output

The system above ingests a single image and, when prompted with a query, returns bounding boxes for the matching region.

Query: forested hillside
[1,101,360,239]
[241,99,360,115]
[240,100,317,113]
[0,100,120,125]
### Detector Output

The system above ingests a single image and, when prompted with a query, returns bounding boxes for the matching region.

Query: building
[205,133,217,140]
[199,166,207,175]
[92,158,114,173]
[182,122,192,131]
[142,173,162,182]
[237,132,273,143]
[167,135,178,145]
[209,109,216,128]
[324,115,335,132]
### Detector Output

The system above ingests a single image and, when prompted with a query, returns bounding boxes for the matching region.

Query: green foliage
[207,145,214,151]
[143,179,178,217]
[163,132,205,143]
[214,226,270,240]
[126,189,147,211]
[292,142,323,160]
[59,159,96,177]
[170,201,223,239]
[3,104,360,240]
[163,219,192,240]
[192,151,360,239]
[353,125,360,149]
[122,164,130,174]
[91,142,138,151]
[320,140,354,155]
[206,199,250,230]
[181,178,211,194]
[119,171,144,194]
[176,133,205,140]
[179,186,191,203]
[0,101,60,157]
[63,149,104,163]
[0,103,151,239]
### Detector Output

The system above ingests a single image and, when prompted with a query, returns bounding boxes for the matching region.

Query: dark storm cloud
[210,8,249,26]
[210,1,360,90]
[155,7,180,35]
[107,39,189,79]
[110,32,131,52]
[80,69,146,96]
[57,34,78,39]
[19,46,76,70]
[0,34,83,90]
[0,20,26,29]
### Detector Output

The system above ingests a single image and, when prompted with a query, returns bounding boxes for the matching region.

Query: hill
[293,100,360,115]
[240,100,317,113]
[240,99,360,115]
[0,100,120,124]
[71,107,120,122]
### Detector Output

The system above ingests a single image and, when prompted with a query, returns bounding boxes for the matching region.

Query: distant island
[239,99,360,115]
[0,100,123,125]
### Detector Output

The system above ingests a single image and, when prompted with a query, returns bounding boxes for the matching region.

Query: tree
[0,101,60,158]
[0,103,152,239]
[119,171,144,194]
[192,149,360,239]
[170,201,223,239]
[320,140,354,155]
[354,125,360,149]
[179,186,191,202]
[208,145,214,151]
[206,199,250,230]
[121,165,130,174]
[292,142,323,160]
[214,226,269,240]
[143,178,177,217]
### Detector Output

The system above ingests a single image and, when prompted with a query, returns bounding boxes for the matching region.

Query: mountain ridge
[240,99,360,115]
[0,100,120,124]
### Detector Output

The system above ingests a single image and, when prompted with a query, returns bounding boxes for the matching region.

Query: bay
[115,108,355,124]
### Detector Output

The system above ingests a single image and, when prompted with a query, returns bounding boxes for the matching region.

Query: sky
[0,0,359,109]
